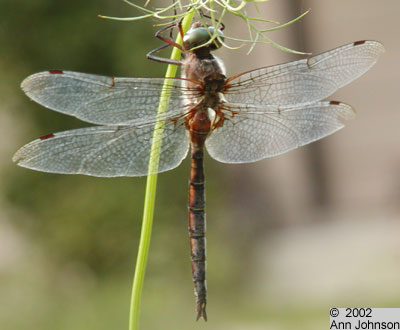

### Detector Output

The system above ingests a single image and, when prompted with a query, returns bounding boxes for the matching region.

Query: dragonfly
[13,21,384,320]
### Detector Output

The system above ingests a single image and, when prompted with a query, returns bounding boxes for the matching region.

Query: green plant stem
[128,10,194,330]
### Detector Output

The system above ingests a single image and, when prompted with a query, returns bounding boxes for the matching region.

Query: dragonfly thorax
[183,50,226,82]
[182,51,226,106]
[203,73,225,92]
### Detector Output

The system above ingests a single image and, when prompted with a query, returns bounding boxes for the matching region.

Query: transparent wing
[21,71,197,125]
[206,101,355,163]
[224,41,384,107]
[13,121,189,177]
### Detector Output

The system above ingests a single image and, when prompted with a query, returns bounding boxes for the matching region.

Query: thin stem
[128,10,194,330]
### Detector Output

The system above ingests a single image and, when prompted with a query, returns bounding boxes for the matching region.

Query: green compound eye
[183,26,224,50]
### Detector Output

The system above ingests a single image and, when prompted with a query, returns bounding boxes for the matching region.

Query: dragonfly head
[183,24,224,52]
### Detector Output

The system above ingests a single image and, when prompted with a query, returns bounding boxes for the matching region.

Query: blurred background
[0,0,399,329]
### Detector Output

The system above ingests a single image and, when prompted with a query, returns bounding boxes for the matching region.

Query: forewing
[21,71,196,125]
[13,121,189,177]
[225,41,384,107]
[206,101,355,163]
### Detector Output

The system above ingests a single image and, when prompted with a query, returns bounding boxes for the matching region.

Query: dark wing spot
[49,70,64,74]
[353,40,366,46]
[330,101,341,105]
[39,133,55,140]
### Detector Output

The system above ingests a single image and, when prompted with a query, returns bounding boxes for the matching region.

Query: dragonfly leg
[146,22,184,65]
[196,10,225,31]
[146,43,183,66]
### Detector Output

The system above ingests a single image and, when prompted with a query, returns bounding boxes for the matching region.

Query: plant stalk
[129,10,194,330]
